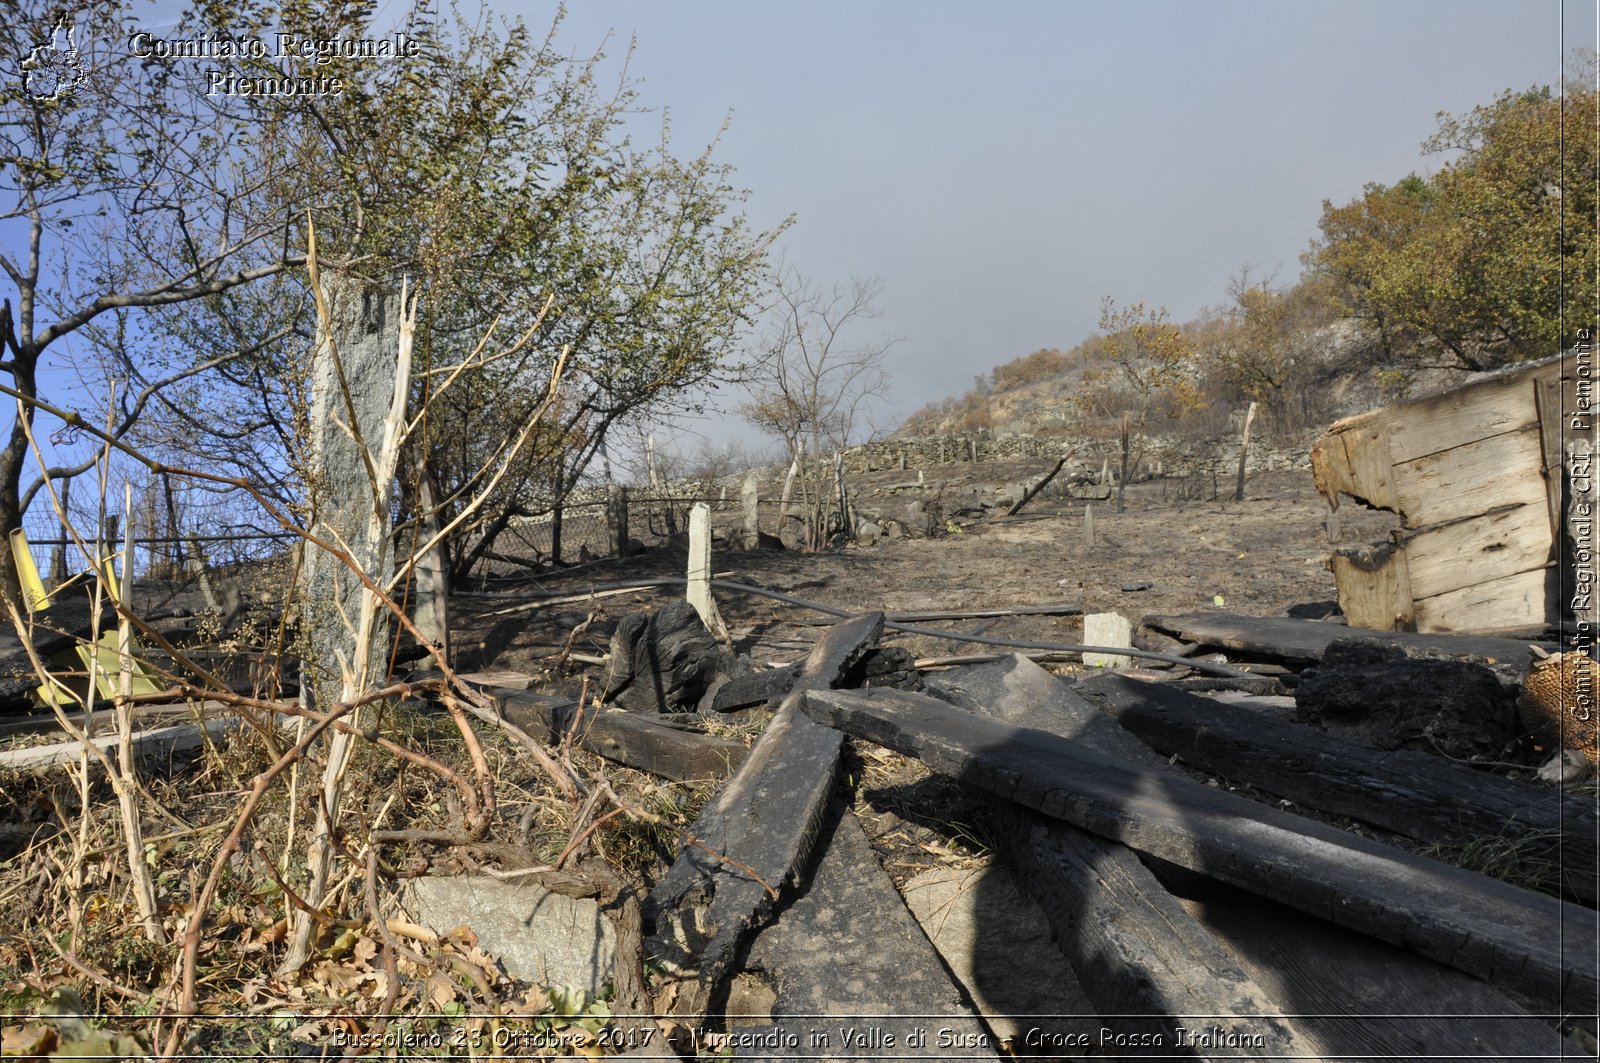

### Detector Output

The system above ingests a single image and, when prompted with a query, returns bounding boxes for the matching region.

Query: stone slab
[404,875,616,992]
[1081,612,1133,668]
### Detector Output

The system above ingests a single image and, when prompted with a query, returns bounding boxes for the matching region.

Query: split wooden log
[645,612,884,1018]
[937,658,1577,1055]
[1145,856,1574,1059]
[719,809,992,1057]
[493,690,746,782]
[924,656,1315,1056]
[1077,672,1598,905]
[800,685,1599,1006]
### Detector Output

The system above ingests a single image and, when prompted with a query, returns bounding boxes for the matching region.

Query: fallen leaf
[1,1022,56,1058]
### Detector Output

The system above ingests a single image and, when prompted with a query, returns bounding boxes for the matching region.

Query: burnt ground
[448,465,1398,676]
[5,460,1595,1057]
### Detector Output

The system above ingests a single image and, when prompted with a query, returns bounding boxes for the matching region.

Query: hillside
[892,314,1517,447]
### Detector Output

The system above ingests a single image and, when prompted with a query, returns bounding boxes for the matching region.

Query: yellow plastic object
[13,527,162,708]
[35,632,165,707]
[9,528,50,612]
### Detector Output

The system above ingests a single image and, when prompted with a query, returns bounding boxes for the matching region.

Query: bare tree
[743,268,898,463]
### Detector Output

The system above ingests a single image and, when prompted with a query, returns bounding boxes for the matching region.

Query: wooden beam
[646,613,884,1017]
[926,657,1317,1055]
[800,685,1598,1006]
[1311,423,1397,511]
[1411,566,1557,636]
[1329,542,1414,631]
[0,716,242,773]
[1390,425,1547,527]
[1147,857,1573,1060]
[493,690,745,783]
[1142,612,1554,666]
[1401,503,1550,599]
[1076,672,1597,906]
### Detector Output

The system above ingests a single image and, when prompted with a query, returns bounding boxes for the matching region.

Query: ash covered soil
[450,465,1396,674]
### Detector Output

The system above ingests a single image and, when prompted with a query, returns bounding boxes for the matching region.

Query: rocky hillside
[893,317,1499,444]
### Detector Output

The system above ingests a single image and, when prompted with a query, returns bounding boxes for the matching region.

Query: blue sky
[540,0,1592,451]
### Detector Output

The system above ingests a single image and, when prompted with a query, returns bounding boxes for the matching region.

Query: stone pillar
[300,277,403,714]
[741,471,760,549]
[687,503,728,642]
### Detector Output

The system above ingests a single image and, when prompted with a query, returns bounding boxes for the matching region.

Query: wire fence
[15,478,754,614]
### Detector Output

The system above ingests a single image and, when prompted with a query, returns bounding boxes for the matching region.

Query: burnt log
[709,663,799,712]
[800,685,1599,1007]
[926,656,1312,1056]
[1077,671,1597,905]
[722,809,992,1057]
[1294,637,1524,759]
[603,600,729,713]
[1143,611,1554,668]
[495,690,746,782]
[646,613,884,1018]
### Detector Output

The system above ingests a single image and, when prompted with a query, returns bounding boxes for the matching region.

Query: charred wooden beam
[1144,611,1555,668]
[1076,671,1598,906]
[495,690,746,782]
[646,612,884,1018]
[721,809,993,1057]
[926,656,1314,1056]
[800,685,1599,1007]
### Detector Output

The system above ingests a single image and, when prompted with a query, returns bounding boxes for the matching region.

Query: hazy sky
[538,0,1593,453]
[13,1,1596,470]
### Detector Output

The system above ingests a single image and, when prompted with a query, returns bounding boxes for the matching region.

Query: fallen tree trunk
[1004,455,1070,516]
[800,686,1599,1007]
[1076,672,1598,906]
[0,715,242,774]
[646,612,885,1018]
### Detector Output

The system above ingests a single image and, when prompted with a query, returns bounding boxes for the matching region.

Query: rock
[856,521,882,546]
[1286,600,1343,621]
[403,876,616,992]
[1294,637,1523,759]
[1120,580,1153,592]
[1082,612,1134,668]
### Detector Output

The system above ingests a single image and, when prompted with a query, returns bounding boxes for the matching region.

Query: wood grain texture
[1329,543,1414,631]
[801,685,1599,1007]
[928,656,1315,1057]
[1076,672,1597,906]
[646,613,884,1017]
[1389,425,1547,526]
[1402,502,1552,599]
[1412,567,1558,635]
[495,690,747,782]
[1142,612,1553,665]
